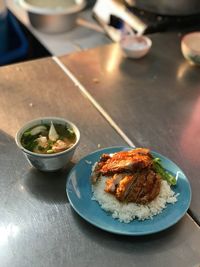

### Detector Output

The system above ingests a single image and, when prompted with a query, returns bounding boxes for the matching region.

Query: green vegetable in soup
[21,122,76,154]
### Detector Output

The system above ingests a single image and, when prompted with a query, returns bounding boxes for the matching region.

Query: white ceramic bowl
[181,32,200,65]
[19,0,86,33]
[120,35,152,59]
[15,117,80,172]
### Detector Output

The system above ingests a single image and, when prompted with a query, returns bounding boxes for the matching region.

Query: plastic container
[0,11,28,65]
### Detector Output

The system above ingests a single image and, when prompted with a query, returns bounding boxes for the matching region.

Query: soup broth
[21,123,76,154]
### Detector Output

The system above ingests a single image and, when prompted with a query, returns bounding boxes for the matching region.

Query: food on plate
[21,121,76,154]
[91,148,178,223]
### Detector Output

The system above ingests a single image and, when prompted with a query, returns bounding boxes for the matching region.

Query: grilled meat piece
[92,148,161,204]
[140,171,161,204]
[100,149,152,176]
[105,173,127,193]
[115,169,161,204]
[91,153,111,183]
[115,174,139,201]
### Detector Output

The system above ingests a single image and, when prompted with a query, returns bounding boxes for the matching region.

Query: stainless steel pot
[19,0,86,34]
[125,0,200,15]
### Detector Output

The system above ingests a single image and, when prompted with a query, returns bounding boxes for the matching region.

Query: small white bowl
[181,32,200,65]
[15,117,80,172]
[120,35,152,59]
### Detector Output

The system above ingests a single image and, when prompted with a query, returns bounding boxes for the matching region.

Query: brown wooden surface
[59,33,200,223]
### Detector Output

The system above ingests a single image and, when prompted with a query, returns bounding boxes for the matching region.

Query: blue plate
[66,146,191,235]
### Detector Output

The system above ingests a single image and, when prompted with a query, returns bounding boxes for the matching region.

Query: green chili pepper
[153,158,177,185]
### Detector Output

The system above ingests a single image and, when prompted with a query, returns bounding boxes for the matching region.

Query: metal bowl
[19,0,86,33]
[15,117,80,172]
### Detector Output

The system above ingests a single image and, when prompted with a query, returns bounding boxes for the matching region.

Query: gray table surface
[59,32,200,224]
[0,57,200,267]
[7,0,110,56]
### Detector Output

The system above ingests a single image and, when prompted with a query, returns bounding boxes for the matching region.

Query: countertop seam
[52,56,135,147]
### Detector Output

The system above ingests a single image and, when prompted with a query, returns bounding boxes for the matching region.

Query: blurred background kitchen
[1,0,200,66]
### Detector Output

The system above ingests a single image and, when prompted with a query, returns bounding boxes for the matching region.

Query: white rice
[92,176,178,223]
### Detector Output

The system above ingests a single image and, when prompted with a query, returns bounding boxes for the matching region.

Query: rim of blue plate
[66,146,192,235]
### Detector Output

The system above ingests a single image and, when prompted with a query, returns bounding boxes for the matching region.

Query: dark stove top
[93,0,200,41]
[127,6,200,34]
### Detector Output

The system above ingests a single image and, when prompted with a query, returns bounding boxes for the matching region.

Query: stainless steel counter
[59,32,200,224]
[0,32,200,267]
